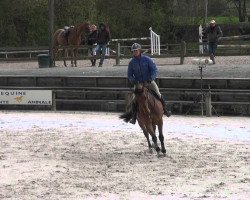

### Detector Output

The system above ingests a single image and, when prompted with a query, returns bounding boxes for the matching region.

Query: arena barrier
[0,76,249,116]
[217,34,250,55]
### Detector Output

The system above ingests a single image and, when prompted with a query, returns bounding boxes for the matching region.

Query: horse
[120,83,166,156]
[53,22,90,67]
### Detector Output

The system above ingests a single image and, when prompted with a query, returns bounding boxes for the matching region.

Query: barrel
[37,54,50,68]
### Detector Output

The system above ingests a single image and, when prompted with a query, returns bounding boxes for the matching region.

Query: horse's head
[134,83,144,94]
[78,22,91,33]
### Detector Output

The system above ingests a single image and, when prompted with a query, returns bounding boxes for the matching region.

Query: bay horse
[53,22,90,67]
[120,83,166,156]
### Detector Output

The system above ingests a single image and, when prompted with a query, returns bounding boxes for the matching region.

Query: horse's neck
[76,24,86,36]
[136,89,151,113]
[143,89,157,109]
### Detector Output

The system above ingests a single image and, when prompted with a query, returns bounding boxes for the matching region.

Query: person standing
[127,43,171,124]
[87,24,98,67]
[96,23,111,67]
[205,19,223,64]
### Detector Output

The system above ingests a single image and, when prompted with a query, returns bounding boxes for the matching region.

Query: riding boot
[160,96,171,117]
[129,101,137,124]
[210,54,215,64]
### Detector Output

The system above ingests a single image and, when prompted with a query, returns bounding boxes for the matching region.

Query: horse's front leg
[146,124,160,154]
[138,121,153,153]
[143,130,153,153]
[70,48,74,67]
[74,48,78,67]
[158,119,166,155]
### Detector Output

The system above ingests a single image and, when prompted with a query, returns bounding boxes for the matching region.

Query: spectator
[96,23,111,67]
[87,24,98,67]
[205,19,223,64]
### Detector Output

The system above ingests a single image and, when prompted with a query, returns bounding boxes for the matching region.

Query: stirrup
[129,118,136,124]
[165,110,172,117]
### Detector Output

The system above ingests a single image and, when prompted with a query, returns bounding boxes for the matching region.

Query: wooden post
[180,41,186,64]
[205,91,212,117]
[48,0,54,67]
[52,91,56,111]
[115,42,121,65]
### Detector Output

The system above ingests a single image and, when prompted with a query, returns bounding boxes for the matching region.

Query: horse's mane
[134,86,160,100]
[134,87,144,94]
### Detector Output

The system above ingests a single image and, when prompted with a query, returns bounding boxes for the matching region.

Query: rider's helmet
[131,43,141,51]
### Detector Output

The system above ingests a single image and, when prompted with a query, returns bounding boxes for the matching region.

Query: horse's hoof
[156,147,161,152]
[162,149,166,154]
[157,153,167,158]
[149,148,154,154]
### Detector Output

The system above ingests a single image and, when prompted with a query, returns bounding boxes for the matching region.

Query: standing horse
[120,83,166,156]
[53,22,90,67]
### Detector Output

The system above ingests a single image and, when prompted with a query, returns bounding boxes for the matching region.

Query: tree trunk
[238,0,247,22]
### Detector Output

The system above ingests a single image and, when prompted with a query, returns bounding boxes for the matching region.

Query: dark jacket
[87,30,98,45]
[128,54,157,84]
[206,25,223,43]
[96,24,111,45]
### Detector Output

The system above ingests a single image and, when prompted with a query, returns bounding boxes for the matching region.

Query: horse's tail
[119,111,133,123]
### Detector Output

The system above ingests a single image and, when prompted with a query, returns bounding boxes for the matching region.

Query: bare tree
[227,0,248,22]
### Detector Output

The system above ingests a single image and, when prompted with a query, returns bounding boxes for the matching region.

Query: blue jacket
[128,54,157,84]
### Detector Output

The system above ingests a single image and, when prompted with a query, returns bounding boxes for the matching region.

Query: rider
[127,43,171,124]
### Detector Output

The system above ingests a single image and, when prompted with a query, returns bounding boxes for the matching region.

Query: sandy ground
[0,111,249,200]
[0,56,249,78]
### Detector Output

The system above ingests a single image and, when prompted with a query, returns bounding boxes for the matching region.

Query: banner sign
[0,90,52,105]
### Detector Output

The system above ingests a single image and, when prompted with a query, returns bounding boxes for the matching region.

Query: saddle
[63,26,74,38]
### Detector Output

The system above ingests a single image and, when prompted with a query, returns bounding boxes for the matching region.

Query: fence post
[115,42,121,65]
[52,91,56,111]
[205,91,212,117]
[180,41,186,64]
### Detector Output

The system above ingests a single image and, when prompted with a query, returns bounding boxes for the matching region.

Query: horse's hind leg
[52,48,56,67]
[138,122,153,153]
[63,49,67,67]
[158,119,166,154]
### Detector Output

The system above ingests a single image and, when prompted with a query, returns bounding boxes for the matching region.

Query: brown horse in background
[53,22,90,67]
[120,83,166,156]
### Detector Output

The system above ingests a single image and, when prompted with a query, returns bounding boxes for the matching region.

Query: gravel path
[0,56,249,78]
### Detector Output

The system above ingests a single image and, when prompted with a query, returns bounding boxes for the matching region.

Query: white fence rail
[199,25,203,54]
[149,27,161,55]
